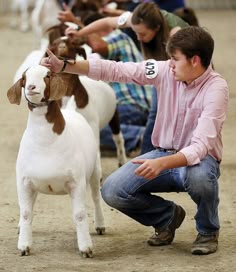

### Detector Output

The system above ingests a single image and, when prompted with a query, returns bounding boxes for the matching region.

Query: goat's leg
[10,0,19,28]
[90,155,105,235]
[31,0,43,48]
[17,190,37,234]
[109,110,127,166]
[19,0,30,32]
[89,123,103,182]
[17,178,36,256]
[68,177,93,258]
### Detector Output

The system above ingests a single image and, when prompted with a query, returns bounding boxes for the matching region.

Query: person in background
[102,0,187,50]
[41,26,229,255]
[173,6,199,26]
[58,3,153,155]
[66,2,188,154]
[153,0,185,12]
[58,0,103,25]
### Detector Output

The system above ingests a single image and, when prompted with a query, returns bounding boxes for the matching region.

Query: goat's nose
[28,84,36,90]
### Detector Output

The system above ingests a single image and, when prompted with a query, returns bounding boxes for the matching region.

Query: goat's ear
[72,38,87,59]
[48,43,57,55]
[76,47,87,60]
[49,73,68,101]
[7,75,25,105]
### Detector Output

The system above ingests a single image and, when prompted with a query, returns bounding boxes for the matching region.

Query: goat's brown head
[49,36,87,60]
[7,65,68,107]
[47,36,89,109]
[46,24,68,45]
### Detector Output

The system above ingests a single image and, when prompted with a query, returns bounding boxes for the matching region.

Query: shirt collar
[187,64,213,88]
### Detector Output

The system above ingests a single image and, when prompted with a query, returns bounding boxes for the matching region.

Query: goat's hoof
[20,24,30,32]
[20,247,30,256]
[96,227,105,235]
[79,249,93,258]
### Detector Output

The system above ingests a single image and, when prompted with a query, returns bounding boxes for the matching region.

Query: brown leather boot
[191,232,219,255]
[147,205,186,246]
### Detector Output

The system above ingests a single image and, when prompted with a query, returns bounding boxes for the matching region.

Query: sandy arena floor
[0,9,236,272]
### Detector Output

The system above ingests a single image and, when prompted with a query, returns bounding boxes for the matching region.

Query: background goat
[48,33,127,167]
[30,0,81,48]
[10,0,35,32]
[7,65,105,258]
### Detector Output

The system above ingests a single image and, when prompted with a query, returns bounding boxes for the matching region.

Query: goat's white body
[12,65,105,257]
[76,76,117,130]
[17,109,96,195]
[64,76,127,166]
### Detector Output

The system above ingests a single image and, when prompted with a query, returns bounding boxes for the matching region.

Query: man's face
[132,23,158,43]
[169,49,195,84]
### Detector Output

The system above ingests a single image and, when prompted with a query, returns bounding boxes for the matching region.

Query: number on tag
[145,60,158,79]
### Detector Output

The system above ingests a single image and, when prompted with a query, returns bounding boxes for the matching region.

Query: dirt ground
[0,9,236,272]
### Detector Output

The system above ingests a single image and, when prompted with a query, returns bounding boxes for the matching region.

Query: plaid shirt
[103,29,152,111]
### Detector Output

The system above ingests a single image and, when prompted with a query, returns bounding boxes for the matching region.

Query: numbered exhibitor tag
[145,59,158,79]
[117,11,131,26]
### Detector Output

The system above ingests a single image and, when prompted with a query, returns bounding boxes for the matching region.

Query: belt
[156,147,178,154]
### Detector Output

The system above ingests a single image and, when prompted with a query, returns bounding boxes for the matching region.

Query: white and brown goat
[48,35,127,167]
[7,65,105,258]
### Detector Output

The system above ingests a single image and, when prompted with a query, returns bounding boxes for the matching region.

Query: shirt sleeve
[87,58,166,86]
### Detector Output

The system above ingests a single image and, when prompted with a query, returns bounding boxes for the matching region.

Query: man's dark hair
[166,26,214,69]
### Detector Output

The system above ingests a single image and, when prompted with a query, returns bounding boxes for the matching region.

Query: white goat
[10,0,35,32]
[13,37,127,168]
[31,0,75,48]
[7,65,105,258]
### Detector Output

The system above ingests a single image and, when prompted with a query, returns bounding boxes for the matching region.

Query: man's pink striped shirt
[88,59,229,165]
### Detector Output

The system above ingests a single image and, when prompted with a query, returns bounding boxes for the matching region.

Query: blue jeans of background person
[141,87,157,154]
[101,150,220,235]
[100,104,148,152]
[153,0,185,12]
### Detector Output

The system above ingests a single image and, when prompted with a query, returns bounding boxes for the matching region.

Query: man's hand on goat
[41,49,64,73]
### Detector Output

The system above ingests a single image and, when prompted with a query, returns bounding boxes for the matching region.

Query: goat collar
[23,88,50,109]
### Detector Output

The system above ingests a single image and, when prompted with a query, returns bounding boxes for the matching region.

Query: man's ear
[191,55,201,67]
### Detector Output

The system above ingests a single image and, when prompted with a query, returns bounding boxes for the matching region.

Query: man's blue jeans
[101,150,220,235]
